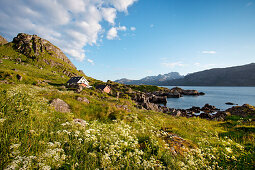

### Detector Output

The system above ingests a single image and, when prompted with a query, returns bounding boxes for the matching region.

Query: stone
[175,110,182,117]
[213,111,231,121]
[16,58,22,63]
[0,80,9,84]
[142,102,160,112]
[225,104,255,117]
[199,112,212,119]
[169,87,205,96]
[158,130,196,155]
[182,90,199,95]
[0,35,8,45]
[77,97,90,104]
[50,98,71,113]
[73,118,87,127]
[199,92,205,95]
[2,56,9,59]
[116,104,129,111]
[76,85,84,93]
[201,104,219,112]
[16,74,22,81]
[225,102,236,105]
[149,95,167,104]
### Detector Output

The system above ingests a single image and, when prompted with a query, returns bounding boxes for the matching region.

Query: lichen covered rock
[12,33,76,69]
[50,98,71,113]
[0,35,8,45]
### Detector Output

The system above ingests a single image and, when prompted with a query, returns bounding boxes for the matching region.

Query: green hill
[0,34,254,169]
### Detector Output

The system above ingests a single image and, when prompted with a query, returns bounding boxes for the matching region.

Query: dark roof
[96,85,110,90]
[66,77,83,84]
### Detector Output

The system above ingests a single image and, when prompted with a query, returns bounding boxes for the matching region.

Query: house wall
[80,83,87,87]
[103,86,111,93]
[77,77,89,85]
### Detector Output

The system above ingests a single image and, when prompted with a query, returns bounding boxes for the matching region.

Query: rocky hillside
[13,33,76,69]
[161,63,255,86]
[115,72,183,85]
[0,33,102,85]
[0,35,8,45]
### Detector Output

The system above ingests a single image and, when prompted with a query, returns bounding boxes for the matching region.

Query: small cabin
[66,76,90,88]
[96,85,111,93]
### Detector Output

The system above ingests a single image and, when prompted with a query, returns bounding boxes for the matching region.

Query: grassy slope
[0,44,254,169]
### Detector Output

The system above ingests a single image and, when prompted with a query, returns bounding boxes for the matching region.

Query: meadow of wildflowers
[0,84,254,169]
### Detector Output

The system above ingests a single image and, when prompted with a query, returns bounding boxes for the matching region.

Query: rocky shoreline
[130,87,205,111]
[129,87,254,121]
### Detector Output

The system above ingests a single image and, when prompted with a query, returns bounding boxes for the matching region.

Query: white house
[66,76,91,88]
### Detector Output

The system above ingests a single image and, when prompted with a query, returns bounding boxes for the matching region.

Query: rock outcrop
[212,111,231,121]
[201,104,219,112]
[151,87,204,98]
[225,104,255,117]
[16,74,22,81]
[12,33,76,69]
[225,102,236,105]
[77,97,90,103]
[0,35,8,45]
[131,92,161,112]
[50,98,71,113]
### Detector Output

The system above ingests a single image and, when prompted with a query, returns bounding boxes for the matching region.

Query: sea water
[162,86,255,110]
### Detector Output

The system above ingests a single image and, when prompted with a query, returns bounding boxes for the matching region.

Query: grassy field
[0,43,254,169]
[0,84,254,169]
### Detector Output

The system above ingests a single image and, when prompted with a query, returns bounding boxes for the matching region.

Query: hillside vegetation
[0,34,254,169]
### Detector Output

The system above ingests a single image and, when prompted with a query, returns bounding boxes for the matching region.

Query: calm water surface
[162,86,255,110]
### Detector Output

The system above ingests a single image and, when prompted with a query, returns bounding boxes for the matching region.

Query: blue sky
[0,0,255,81]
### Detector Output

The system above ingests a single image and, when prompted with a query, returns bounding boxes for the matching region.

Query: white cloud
[150,24,154,28]
[87,59,94,65]
[162,62,185,68]
[118,26,127,31]
[130,26,136,31]
[109,0,138,12]
[101,7,116,24]
[106,25,127,40]
[202,51,216,54]
[107,27,118,40]
[0,0,137,61]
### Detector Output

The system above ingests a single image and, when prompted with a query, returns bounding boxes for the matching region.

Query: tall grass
[0,84,254,169]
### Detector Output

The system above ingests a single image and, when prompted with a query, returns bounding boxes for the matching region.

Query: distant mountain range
[115,72,184,85]
[115,63,255,86]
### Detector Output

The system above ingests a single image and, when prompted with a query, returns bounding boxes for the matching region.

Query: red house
[96,85,111,93]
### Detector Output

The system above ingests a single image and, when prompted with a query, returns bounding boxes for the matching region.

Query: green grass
[0,43,254,169]
[0,84,254,169]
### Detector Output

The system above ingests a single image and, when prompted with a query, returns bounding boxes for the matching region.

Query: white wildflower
[41,165,51,170]
[0,118,6,123]
[225,147,233,153]
[10,143,21,149]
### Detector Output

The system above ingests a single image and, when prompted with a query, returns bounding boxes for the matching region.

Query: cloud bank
[0,0,137,61]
